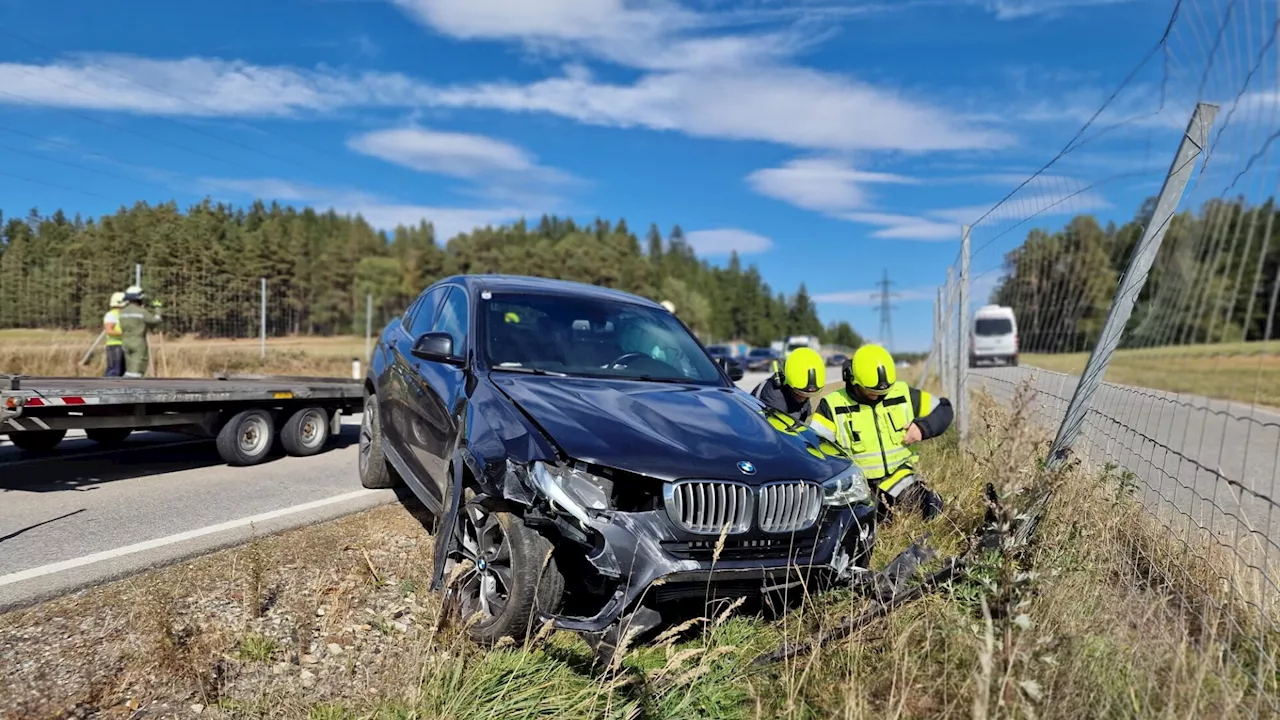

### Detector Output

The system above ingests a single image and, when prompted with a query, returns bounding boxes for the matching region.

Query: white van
[971,305,1018,367]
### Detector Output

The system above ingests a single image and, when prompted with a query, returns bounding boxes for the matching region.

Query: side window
[407,286,448,338]
[432,287,470,355]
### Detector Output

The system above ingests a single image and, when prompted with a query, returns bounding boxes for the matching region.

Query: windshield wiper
[490,366,569,377]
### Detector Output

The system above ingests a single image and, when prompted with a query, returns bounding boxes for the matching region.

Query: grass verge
[1022,340,1280,407]
[1,381,1276,718]
[0,330,365,378]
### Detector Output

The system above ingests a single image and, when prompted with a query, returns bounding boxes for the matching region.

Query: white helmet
[109,291,126,308]
[124,285,144,301]
[660,300,676,314]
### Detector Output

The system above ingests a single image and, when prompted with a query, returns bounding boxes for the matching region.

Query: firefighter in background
[118,285,163,378]
[102,291,126,378]
[812,344,952,521]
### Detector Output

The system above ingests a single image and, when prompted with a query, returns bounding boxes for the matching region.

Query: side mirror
[411,332,464,366]
[716,357,744,382]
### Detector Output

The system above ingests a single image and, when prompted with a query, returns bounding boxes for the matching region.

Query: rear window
[975,318,1014,336]
[706,345,730,355]
[748,349,773,357]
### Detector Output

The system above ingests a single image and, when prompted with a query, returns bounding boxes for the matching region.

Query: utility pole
[874,268,897,353]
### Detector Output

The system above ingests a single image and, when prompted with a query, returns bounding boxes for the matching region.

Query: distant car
[705,344,745,378]
[971,304,1019,367]
[744,347,780,372]
[826,353,848,368]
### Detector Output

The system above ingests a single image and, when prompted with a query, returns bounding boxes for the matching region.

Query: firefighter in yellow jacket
[812,344,951,521]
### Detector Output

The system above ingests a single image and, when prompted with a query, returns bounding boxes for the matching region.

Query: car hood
[489,374,847,483]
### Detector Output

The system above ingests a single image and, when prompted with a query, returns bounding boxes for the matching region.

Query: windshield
[706,345,729,356]
[975,318,1014,336]
[748,349,773,358]
[481,292,726,384]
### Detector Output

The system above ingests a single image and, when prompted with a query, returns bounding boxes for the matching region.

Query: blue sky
[0,0,1197,351]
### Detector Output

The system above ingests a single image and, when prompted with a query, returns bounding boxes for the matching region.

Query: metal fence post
[365,293,374,361]
[1047,102,1218,468]
[135,263,141,288]
[259,277,267,359]
[957,225,971,442]
[942,268,954,399]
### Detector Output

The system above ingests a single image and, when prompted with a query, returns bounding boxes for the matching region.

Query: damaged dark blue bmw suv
[360,274,876,646]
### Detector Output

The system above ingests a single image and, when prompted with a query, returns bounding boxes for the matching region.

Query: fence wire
[925,0,1280,711]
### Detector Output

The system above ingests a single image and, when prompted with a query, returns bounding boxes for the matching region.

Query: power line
[874,268,898,354]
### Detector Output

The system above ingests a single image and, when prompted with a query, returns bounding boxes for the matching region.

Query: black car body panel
[366,274,876,638]
[490,375,844,482]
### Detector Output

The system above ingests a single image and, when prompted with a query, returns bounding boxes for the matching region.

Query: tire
[280,407,330,457]
[447,487,565,645]
[1009,354,1019,367]
[216,409,276,466]
[9,430,66,452]
[86,428,132,446]
[358,392,400,489]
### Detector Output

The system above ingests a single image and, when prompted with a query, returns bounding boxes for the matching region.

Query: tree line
[991,195,1280,353]
[0,200,863,349]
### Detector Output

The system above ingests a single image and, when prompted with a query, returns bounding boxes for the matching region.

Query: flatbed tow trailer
[0,374,363,466]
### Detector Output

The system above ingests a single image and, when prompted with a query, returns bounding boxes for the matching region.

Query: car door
[387,286,447,468]
[404,285,471,498]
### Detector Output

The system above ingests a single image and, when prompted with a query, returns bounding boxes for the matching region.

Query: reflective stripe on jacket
[813,381,920,492]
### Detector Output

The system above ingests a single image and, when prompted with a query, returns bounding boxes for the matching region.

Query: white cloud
[199,176,526,240]
[983,0,1136,20]
[388,0,803,72]
[430,67,1010,152]
[746,157,917,213]
[813,286,934,305]
[347,126,565,182]
[685,228,773,255]
[745,156,958,240]
[0,53,1008,153]
[840,212,962,241]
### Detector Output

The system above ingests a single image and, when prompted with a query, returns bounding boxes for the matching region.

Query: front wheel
[446,489,564,645]
[216,409,276,466]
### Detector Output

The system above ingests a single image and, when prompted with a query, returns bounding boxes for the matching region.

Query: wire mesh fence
[922,0,1280,709]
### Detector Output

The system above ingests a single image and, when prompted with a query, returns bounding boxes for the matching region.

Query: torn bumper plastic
[541,501,877,634]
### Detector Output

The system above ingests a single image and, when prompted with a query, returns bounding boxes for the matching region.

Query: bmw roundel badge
[737,461,756,475]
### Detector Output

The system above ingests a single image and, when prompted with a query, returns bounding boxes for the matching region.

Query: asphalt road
[968,365,1280,562]
[0,418,396,611]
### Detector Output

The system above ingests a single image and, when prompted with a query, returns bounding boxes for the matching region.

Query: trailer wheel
[86,428,132,446]
[216,409,276,466]
[9,430,66,452]
[281,407,330,457]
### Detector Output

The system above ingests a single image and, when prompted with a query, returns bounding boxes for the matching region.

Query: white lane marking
[0,489,384,587]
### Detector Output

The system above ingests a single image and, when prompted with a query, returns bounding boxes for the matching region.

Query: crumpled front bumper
[542,501,876,634]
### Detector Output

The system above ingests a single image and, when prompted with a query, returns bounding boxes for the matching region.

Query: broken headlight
[531,461,613,525]
[822,463,871,507]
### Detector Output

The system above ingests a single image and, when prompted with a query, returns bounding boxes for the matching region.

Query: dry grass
[1023,341,1280,407]
[0,329,366,378]
[1,381,1276,719]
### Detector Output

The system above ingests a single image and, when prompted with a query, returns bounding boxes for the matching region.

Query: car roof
[975,305,1016,318]
[440,274,665,310]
